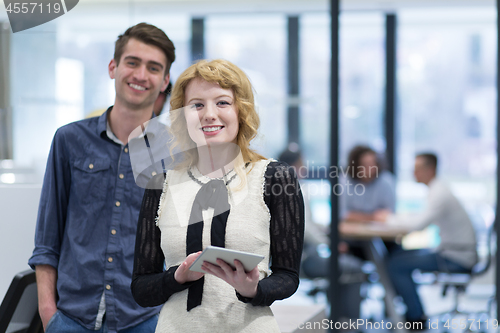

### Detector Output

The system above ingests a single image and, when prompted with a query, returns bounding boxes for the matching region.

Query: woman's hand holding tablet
[189,246,264,273]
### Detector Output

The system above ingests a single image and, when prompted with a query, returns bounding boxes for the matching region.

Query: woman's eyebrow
[215,94,233,99]
[186,98,202,104]
[186,94,233,105]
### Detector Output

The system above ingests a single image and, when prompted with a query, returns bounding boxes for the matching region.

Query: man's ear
[161,73,170,92]
[108,59,117,79]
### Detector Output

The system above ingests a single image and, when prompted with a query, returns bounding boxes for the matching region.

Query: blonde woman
[131,59,304,332]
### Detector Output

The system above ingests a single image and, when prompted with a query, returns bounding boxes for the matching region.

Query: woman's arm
[238,161,305,306]
[131,174,193,307]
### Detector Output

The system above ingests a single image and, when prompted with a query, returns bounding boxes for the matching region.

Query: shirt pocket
[73,157,111,204]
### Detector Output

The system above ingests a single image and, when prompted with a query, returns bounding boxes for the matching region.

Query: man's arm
[343,211,375,222]
[387,181,447,229]
[36,265,58,330]
[28,128,71,329]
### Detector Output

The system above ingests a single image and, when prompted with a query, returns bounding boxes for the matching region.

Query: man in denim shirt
[28,23,175,333]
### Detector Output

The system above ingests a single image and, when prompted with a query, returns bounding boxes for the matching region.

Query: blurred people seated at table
[340,145,399,258]
[383,153,478,326]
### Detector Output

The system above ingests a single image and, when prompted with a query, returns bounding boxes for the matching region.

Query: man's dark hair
[114,22,176,75]
[416,153,438,170]
[347,145,381,180]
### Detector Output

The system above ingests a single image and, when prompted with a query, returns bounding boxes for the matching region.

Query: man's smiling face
[109,38,170,111]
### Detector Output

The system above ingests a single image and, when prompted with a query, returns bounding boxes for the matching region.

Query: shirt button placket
[104,145,127,323]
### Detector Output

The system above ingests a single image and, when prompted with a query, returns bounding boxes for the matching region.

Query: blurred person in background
[340,145,399,258]
[341,145,395,223]
[384,153,477,327]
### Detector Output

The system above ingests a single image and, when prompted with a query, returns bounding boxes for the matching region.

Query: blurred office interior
[0,0,497,331]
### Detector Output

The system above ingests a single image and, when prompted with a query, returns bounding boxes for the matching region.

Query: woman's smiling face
[184,77,239,147]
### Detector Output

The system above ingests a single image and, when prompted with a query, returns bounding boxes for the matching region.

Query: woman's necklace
[188,167,238,186]
[187,162,250,187]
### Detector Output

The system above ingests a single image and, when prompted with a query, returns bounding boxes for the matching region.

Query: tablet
[189,246,265,273]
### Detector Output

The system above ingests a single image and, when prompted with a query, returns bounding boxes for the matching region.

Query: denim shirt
[28,108,161,332]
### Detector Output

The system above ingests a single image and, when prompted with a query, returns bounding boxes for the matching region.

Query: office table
[339,221,409,241]
[339,221,412,333]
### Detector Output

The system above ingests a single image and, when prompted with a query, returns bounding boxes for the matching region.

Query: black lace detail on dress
[131,161,305,308]
[252,161,305,305]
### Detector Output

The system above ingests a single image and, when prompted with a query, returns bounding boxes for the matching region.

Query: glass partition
[397,8,496,237]
[206,14,287,160]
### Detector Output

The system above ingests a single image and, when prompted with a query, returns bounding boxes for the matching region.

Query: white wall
[0,185,41,300]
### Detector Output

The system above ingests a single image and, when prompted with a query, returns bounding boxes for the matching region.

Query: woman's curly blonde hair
[169,59,265,169]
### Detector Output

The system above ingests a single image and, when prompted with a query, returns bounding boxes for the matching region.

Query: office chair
[413,217,495,327]
[0,270,43,333]
[301,243,369,321]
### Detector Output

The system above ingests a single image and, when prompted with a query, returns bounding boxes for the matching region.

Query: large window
[339,13,386,166]
[300,13,385,168]
[397,8,496,223]
[206,14,287,160]
[300,13,385,225]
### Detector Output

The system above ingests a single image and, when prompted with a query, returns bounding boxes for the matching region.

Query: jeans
[45,311,158,333]
[387,249,470,321]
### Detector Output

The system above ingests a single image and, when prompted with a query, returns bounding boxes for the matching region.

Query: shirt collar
[106,120,124,145]
[97,106,112,138]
